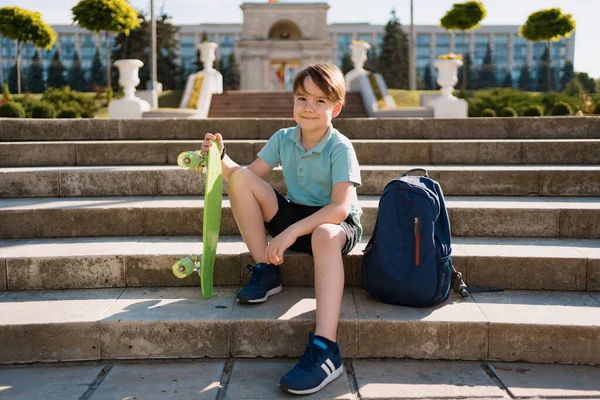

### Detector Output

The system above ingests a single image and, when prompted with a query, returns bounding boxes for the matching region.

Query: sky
[6,0,600,78]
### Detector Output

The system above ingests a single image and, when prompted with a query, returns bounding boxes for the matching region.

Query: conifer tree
[27,51,45,93]
[47,50,66,88]
[68,51,87,91]
[377,9,409,89]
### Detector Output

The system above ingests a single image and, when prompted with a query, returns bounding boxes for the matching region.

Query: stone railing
[1,117,598,141]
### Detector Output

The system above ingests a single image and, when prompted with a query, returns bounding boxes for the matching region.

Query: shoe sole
[237,285,283,304]
[281,365,344,395]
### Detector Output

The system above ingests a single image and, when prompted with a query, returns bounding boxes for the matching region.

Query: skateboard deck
[172,141,223,299]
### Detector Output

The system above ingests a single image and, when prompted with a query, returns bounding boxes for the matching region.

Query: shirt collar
[290,124,334,154]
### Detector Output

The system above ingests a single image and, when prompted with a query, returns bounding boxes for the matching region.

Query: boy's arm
[289,181,355,236]
[265,181,355,265]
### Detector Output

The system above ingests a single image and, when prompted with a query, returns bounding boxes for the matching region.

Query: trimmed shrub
[523,105,544,117]
[552,101,572,116]
[41,86,99,118]
[57,107,80,118]
[594,101,600,115]
[481,108,497,117]
[0,102,26,118]
[31,102,57,118]
[499,107,518,117]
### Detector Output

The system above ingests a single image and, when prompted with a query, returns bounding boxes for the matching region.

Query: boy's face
[293,77,342,134]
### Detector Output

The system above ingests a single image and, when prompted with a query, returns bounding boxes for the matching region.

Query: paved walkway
[1,358,600,399]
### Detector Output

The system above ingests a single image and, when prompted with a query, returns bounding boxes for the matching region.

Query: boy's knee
[312,224,345,247]
[228,168,253,193]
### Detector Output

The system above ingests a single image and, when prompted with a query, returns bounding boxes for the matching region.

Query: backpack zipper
[414,217,420,266]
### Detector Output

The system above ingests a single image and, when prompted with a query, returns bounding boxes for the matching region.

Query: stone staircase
[208,91,369,118]
[0,117,599,366]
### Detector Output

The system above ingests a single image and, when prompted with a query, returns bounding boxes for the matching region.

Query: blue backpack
[362,169,463,307]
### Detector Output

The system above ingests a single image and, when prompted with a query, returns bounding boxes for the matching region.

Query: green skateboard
[172,141,223,299]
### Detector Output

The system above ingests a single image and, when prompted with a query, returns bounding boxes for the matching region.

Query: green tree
[440,1,487,93]
[378,9,409,89]
[68,51,87,92]
[27,51,45,93]
[365,49,379,73]
[520,8,576,92]
[47,51,66,88]
[112,12,181,90]
[457,53,475,90]
[421,64,435,90]
[72,0,140,88]
[576,72,597,94]
[535,47,551,92]
[90,48,106,88]
[223,51,240,90]
[479,44,497,89]
[502,71,514,88]
[8,63,18,93]
[0,6,56,94]
[560,60,575,91]
[340,51,353,75]
[518,64,534,91]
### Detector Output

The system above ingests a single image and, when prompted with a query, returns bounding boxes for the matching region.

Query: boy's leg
[311,224,347,342]
[227,168,279,263]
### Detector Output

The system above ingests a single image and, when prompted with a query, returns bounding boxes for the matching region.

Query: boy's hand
[201,133,224,157]
[265,228,297,265]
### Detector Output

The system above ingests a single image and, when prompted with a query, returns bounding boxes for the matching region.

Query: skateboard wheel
[172,257,196,278]
[177,151,204,170]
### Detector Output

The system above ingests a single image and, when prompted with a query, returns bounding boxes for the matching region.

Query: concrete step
[0,236,598,292]
[3,359,600,399]
[3,165,600,198]
[1,286,599,364]
[2,139,599,167]
[2,117,598,142]
[1,196,599,239]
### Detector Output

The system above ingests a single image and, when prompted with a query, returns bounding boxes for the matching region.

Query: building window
[435,34,450,57]
[180,34,196,74]
[494,34,509,82]
[337,34,352,64]
[474,34,489,66]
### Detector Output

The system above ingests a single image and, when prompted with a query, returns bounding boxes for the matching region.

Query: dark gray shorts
[264,189,361,256]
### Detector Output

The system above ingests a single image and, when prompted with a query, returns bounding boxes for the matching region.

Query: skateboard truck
[172,254,202,278]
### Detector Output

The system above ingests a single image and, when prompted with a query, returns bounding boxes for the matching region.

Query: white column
[75,33,82,58]
[449,31,455,53]
[526,41,533,66]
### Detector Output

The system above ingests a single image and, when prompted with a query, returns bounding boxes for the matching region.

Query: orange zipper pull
[414,217,420,266]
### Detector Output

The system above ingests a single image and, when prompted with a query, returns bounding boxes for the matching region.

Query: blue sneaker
[279,333,343,395]
[236,263,282,303]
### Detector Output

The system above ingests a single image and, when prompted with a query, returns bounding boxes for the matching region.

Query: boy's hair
[292,63,346,105]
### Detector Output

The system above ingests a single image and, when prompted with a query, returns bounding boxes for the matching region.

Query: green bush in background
[480,108,497,117]
[523,105,544,116]
[0,101,26,118]
[594,101,600,115]
[551,101,573,116]
[499,107,518,117]
[57,107,80,118]
[31,101,56,118]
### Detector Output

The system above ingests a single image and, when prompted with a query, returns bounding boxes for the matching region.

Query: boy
[201,63,362,395]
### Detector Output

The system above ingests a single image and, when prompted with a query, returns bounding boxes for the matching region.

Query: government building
[0,1,575,91]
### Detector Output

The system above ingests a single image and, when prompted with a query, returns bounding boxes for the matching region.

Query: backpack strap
[401,168,428,177]
[451,266,504,297]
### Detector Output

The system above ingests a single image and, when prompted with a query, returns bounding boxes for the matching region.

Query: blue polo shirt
[258,125,362,233]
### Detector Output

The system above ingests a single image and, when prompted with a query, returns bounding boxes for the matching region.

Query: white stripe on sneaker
[320,362,332,375]
[325,359,335,373]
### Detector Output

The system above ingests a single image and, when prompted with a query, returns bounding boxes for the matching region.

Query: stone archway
[268,20,302,39]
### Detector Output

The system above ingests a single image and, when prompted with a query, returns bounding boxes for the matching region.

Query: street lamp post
[149,0,158,108]
[409,0,417,91]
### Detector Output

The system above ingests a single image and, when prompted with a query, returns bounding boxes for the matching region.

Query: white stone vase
[109,59,150,119]
[198,41,218,71]
[434,59,463,97]
[350,40,371,70]
[114,59,144,99]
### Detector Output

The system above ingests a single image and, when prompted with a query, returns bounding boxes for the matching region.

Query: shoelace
[245,264,265,286]
[297,341,321,371]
